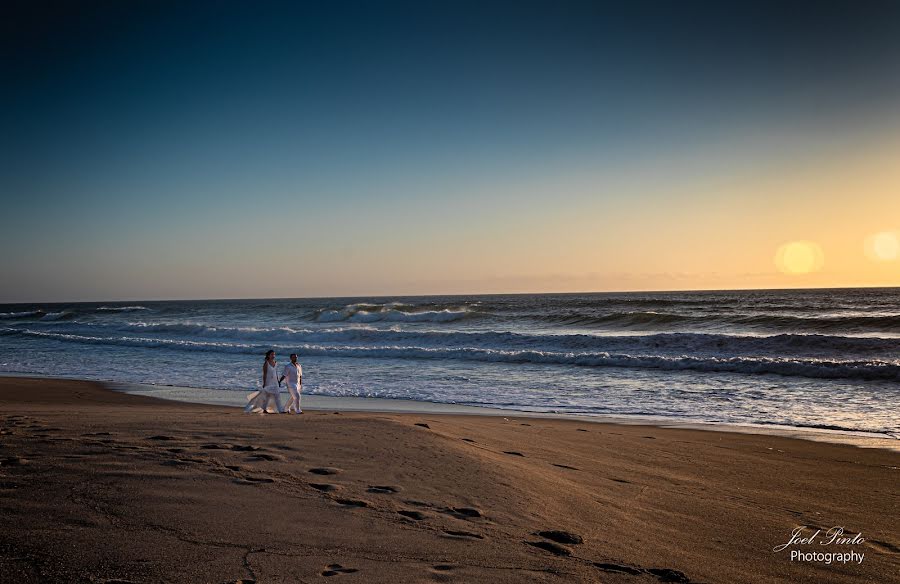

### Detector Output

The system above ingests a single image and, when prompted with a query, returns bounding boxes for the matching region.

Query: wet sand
[0,377,897,583]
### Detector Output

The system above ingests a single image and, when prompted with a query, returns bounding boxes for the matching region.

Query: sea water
[2,289,898,436]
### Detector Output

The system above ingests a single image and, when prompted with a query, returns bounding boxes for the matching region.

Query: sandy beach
[1,377,898,583]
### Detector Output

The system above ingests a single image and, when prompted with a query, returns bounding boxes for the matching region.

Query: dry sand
[0,377,897,583]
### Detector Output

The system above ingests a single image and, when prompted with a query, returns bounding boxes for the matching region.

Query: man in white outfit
[280,353,303,414]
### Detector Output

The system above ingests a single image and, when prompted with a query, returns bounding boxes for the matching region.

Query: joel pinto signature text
[774,526,865,565]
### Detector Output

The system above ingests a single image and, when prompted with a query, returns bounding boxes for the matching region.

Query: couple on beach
[245,350,303,414]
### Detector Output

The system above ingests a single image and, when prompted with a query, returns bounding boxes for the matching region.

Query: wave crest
[314,303,473,323]
[0,310,43,319]
[539,310,900,333]
[6,327,898,382]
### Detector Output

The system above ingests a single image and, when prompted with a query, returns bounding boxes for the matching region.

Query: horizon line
[3,283,898,305]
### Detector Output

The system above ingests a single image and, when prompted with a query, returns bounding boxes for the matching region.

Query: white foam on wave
[314,300,476,324]
[317,308,470,323]
[97,306,149,312]
[39,311,73,321]
[23,320,900,359]
[7,327,899,382]
[0,310,42,319]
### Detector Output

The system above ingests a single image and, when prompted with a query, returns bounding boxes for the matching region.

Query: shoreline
[3,372,897,451]
[113,381,900,452]
[1,376,898,583]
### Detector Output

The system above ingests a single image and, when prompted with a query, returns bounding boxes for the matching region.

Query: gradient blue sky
[3,1,900,302]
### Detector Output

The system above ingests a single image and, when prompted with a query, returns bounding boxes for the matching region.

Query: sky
[2,0,900,302]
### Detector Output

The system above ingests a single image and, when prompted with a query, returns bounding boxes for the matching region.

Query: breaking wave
[6,327,899,382]
[314,303,475,323]
[0,310,43,319]
[15,320,900,359]
[540,311,900,333]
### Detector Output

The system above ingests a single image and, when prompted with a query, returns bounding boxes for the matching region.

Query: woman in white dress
[245,350,283,414]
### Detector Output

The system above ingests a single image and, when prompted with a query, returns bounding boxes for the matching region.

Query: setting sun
[775,241,825,275]
[865,231,900,262]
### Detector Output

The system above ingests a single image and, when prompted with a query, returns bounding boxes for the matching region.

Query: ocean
[2,288,899,437]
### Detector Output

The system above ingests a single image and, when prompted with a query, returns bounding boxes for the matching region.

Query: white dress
[245,361,283,414]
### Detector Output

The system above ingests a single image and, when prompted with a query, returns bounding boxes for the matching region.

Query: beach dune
[0,377,897,583]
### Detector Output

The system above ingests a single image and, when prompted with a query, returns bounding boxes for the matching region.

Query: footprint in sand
[461,438,476,443]
[867,539,900,554]
[201,443,232,450]
[552,463,579,471]
[414,423,430,429]
[335,498,369,508]
[526,540,571,556]
[233,475,276,485]
[444,530,484,540]
[321,563,358,576]
[455,507,481,517]
[647,568,691,582]
[1,456,28,466]
[594,563,642,575]
[247,453,284,461]
[398,510,426,520]
[309,467,342,475]
[503,451,525,457]
[442,507,483,520]
[147,435,176,441]
[231,445,261,452]
[594,564,691,583]
[367,485,401,494]
[161,459,197,467]
[537,530,583,545]
[310,483,341,492]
